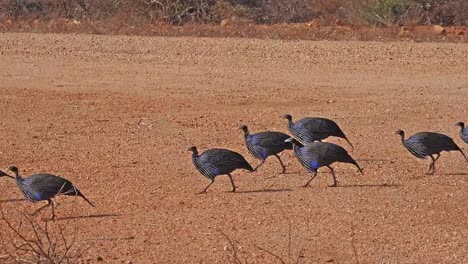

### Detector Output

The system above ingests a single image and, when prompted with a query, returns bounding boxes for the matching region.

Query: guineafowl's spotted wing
[291,118,320,143]
[248,132,291,158]
[295,118,341,142]
[407,132,459,157]
[197,149,253,177]
[16,174,77,203]
[295,142,355,171]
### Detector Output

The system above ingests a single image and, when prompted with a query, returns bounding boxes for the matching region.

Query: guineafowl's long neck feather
[191,155,216,180]
[14,171,22,181]
[287,119,293,129]
[13,172,37,203]
[243,131,250,140]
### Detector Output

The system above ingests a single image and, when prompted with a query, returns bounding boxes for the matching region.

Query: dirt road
[0,33,467,263]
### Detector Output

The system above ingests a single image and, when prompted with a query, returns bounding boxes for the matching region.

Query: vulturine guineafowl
[1,166,94,219]
[285,138,362,187]
[455,122,468,144]
[282,114,354,149]
[395,130,468,174]
[188,146,253,193]
[239,125,292,174]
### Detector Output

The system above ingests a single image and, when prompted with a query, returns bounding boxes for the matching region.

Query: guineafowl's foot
[425,168,435,175]
[229,188,236,193]
[329,183,338,187]
[197,190,208,195]
[301,184,310,188]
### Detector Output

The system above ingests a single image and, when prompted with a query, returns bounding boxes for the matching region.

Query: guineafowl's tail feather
[350,159,363,174]
[459,148,468,162]
[78,191,95,207]
[344,137,354,149]
[245,162,254,172]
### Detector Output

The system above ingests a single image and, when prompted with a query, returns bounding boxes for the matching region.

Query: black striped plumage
[286,138,362,187]
[240,125,292,173]
[456,122,468,144]
[396,130,468,174]
[4,166,94,219]
[283,114,354,149]
[188,146,254,193]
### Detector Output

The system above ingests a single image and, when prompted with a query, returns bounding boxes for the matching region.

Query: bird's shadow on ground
[356,159,391,162]
[55,213,121,221]
[445,172,468,176]
[0,198,26,203]
[236,188,293,194]
[336,183,401,188]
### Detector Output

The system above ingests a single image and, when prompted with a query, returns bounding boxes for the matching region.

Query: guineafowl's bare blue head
[282,114,292,121]
[239,125,249,134]
[7,166,18,174]
[187,146,198,154]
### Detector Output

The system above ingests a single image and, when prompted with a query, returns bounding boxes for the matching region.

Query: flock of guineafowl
[1,115,467,219]
[189,116,468,193]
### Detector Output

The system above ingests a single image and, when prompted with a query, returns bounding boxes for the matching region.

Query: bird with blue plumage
[1,166,94,219]
[239,125,292,174]
[285,138,362,187]
[395,130,467,175]
[282,114,354,149]
[188,146,254,193]
[455,122,468,144]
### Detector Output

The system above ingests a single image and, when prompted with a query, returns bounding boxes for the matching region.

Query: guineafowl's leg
[31,203,50,216]
[227,174,236,192]
[49,199,55,220]
[302,171,318,187]
[327,166,337,187]
[199,180,215,194]
[432,153,440,174]
[427,155,437,175]
[253,160,265,172]
[273,154,286,174]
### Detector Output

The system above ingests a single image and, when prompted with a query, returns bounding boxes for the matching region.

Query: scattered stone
[398,26,409,38]
[335,19,345,27]
[307,19,321,28]
[433,25,446,35]
[220,18,230,27]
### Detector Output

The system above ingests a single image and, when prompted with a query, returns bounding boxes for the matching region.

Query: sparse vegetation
[0,209,90,264]
[0,0,467,27]
[364,0,411,25]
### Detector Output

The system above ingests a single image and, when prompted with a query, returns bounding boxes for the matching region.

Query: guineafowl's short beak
[285,138,293,143]
[0,170,9,177]
[187,147,192,151]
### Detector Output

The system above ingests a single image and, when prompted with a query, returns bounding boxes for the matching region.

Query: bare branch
[254,245,286,264]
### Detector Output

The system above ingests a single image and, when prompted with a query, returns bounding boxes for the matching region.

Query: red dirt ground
[0,33,467,263]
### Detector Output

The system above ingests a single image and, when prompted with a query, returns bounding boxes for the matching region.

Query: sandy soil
[0,33,467,263]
